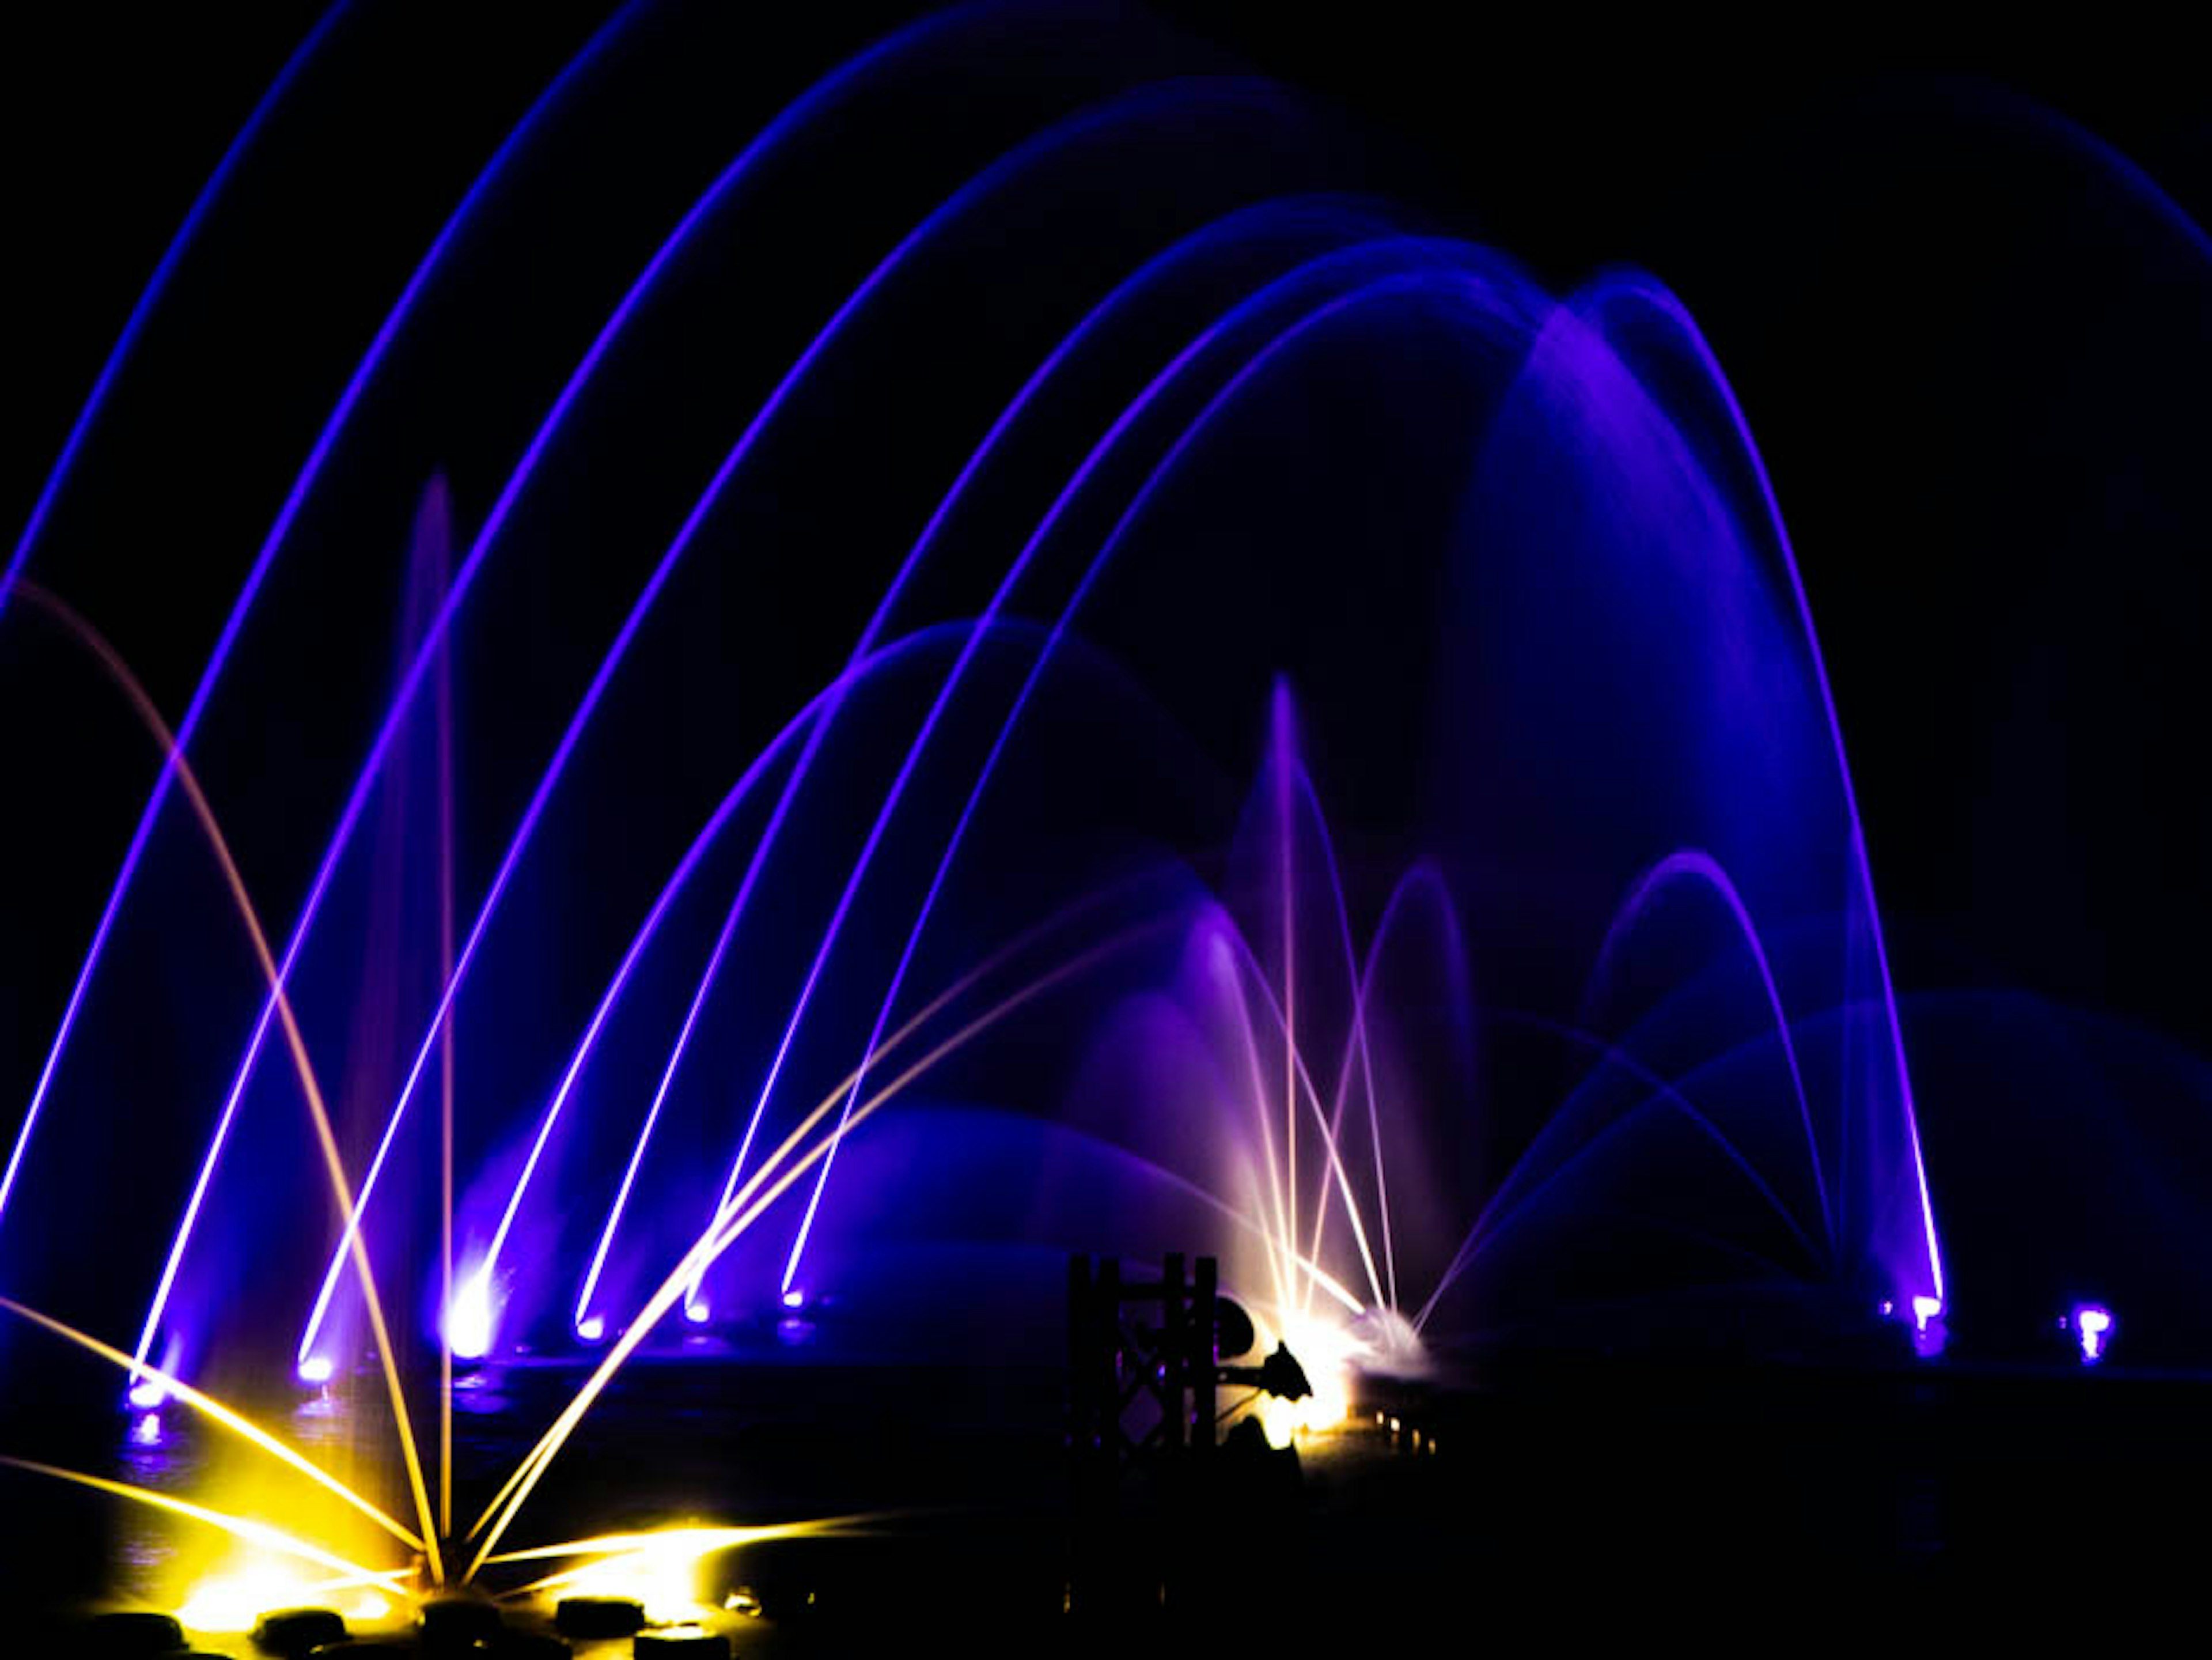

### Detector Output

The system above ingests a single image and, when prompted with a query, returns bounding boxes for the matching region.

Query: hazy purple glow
[1912,1294,1943,1332]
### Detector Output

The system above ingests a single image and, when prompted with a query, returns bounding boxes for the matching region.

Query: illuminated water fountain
[0,0,1965,1636]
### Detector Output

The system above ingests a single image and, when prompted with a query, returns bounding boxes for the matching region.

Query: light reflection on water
[104,1375,402,1605]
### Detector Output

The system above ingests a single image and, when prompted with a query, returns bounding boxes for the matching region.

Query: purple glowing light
[446,1274,495,1363]
[1911,1294,1942,1333]
[126,1379,166,1411]
[575,1315,607,1343]
[296,1356,334,1387]
[683,1299,711,1326]
[781,1288,805,1310]
[2073,1304,2113,1363]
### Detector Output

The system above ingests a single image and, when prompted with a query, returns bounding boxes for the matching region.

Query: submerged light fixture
[2067,1303,2113,1365]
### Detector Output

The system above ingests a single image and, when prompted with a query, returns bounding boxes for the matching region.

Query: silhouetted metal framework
[1065,1252,1227,1616]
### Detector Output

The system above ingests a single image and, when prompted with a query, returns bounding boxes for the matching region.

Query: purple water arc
[1415,1005,1829,1329]
[1587,275,1945,1309]
[733,248,1493,1294]
[105,0,656,1383]
[460,622,1005,1333]
[777,262,1540,1296]
[308,76,1298,1359]
[582,195,1406,1318]
[1582,848,1835,1258]
[100,1,978,1378]
[0,0,351,1237]
[680,235,1479,1303]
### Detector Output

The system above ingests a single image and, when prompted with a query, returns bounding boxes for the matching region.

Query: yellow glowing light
[0,1457,404,1589]
[176,1556,404,1634]
[493,1522,851,1623]
[1265,1312,1356,1443]
[0,1295,422,1552]
[179,1568,300,1633]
